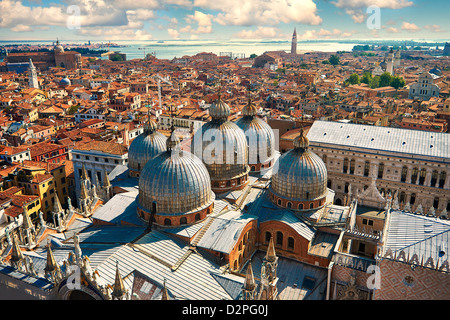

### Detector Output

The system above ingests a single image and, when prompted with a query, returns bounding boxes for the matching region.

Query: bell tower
[291,28,297,54]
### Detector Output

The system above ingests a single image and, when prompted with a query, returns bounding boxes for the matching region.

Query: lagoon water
[0,39,360,60]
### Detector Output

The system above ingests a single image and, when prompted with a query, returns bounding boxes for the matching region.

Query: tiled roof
[73,140,128,156]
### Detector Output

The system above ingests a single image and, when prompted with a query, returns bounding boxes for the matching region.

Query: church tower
[291,28,297,54]
[386,48,394,75]
[28,59,39,89]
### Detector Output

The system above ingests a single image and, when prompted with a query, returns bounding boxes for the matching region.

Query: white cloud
[332,0,413,9]
[424,24,445,33]
[10,24,33,32]
[386,27,399,33]
[194,0,322,26]
[345,9,366,23]
[180,11,213,34]
[233,26,280,39]
[401,21,420,32]
[167,28,180,39]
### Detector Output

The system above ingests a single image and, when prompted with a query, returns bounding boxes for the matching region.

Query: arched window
[349,159,355,175]
[309,203,314,209]
[287,202,292,209]
[180,217,187,225]
[298,203,304,210]
[430,170,438,186]
[364,161,370,177]
[401,166,408,182]
[277,199,282,206]
[439,171,446,188]
[433,197,439,209]
[195,213,200,221]
[265,232,271,243]
[418,168,426,185]
[344,183,349,194]
[164,218,171,226]
[343,158,349,173]
[251,166,256,172]
[410,193,416,205]
[276,231,283,246]
[378,163,384,179]
[399,191,406,204]
[288,237,294,250]
[411,168,419,184]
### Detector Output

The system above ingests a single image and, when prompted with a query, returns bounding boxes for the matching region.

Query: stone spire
[10,236,24,265]
[80,181,88,199]
[81,163,88,180]
[45,241,62,283]
[161,278,170,300]
[242,262,257,300]
[112,261,126,300]
[103,170,111,188]
[244,262,256,291]
[53,194,63,214]
[265,236,277,263]
[22,210,33,231]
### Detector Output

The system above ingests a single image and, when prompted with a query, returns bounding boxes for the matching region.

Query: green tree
[328,55,340,66]
[249,53,257,59]
[390,76,406,89]
[66,104,79,115]
[348,73,360,85]
[110,53,124,61]
[361,72,373,86]
[379,72,392,87]
[370,76,380,89]
[322,60,330,65]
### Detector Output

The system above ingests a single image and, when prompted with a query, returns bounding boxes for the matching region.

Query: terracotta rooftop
[72,140,128,156]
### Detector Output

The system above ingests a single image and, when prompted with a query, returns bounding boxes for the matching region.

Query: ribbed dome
[128,123,166,174]
[209,97,231,121]
[191,120,249,182]
[270,131,327,203]
[235,100,275,167]
[138,146,214,215]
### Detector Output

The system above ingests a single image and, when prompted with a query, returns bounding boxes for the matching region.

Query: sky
[0,0,449,42]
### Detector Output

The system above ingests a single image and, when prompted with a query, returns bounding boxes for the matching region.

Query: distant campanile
[291,28,297,54]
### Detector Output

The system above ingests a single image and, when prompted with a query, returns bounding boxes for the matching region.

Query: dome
[235,98,275,170]
[191,97,249,192]
[60,77,71,86]
[128,119,166,176]
[430,67,442,76]
[270,129,327,210]
[138,132,215,224]
[54,40,64,54]
[209,97,231,121]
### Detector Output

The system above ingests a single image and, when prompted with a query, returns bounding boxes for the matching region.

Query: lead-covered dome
[128,118,166,177]
[270,128,327,211]
[191,96,249,193]
[235,97,275,172]
[137,129,215,226]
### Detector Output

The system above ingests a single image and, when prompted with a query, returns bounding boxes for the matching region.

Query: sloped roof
[307,120,449,159]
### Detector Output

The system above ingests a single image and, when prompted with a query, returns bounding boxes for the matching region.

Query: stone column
[425,169,433,187]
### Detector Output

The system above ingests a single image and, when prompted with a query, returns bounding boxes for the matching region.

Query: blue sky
[0,0,448,41]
